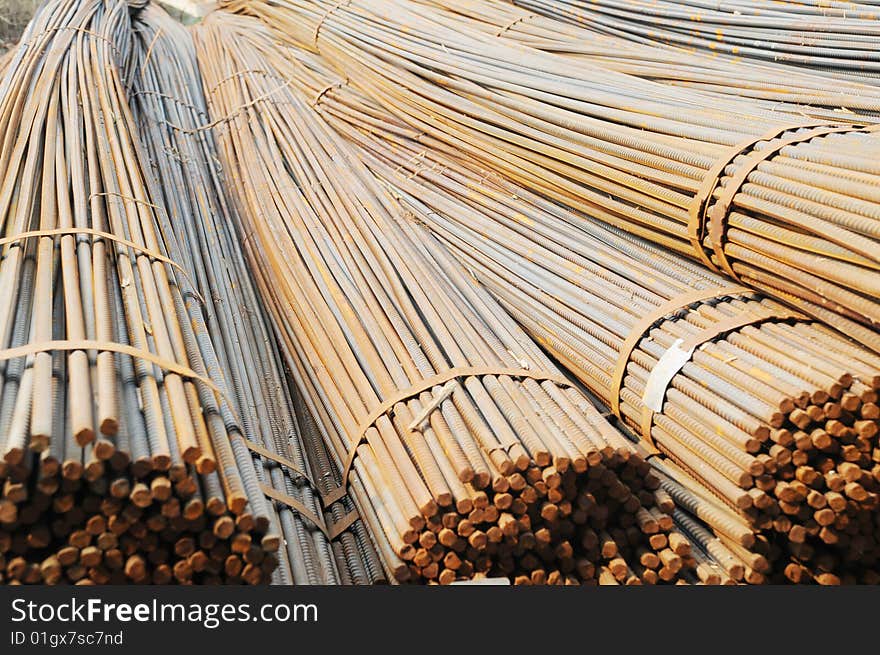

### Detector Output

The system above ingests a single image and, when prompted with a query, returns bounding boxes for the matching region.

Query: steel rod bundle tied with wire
[127,4,381,585]
[0,0,326,585]
[193,11,698,585]
[283,51,880,582]
[231,0,880,354]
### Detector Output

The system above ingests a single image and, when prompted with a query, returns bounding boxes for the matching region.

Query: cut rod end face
[151,452,172,472]
[99,416,120,436]
[181,444,202,465]
[29,433,50,452]
[261,533,282,551]
[196,454,217,474]
[227,493,248,516]
[93,437,115,460]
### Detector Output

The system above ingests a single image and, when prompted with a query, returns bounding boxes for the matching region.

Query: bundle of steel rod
[417,0,880,115]
[232,0,880,353]
[0,0,290,585]
[126,4,381,585]
[509,0,880,78]
[193,10,697,585]
[284,55,880,582]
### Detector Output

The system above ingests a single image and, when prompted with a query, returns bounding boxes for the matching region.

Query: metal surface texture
[510,0,880,77]
[232,0,880,352]
[128,5,379,584]
[421,0,880,113]
[274,44,880,583]
[0,0,371,585]
[193,11,699,585]
[3,0,880,587]
[0,0,274,584]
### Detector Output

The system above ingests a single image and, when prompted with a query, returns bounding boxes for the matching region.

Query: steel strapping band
[328,509,360,540]
[260,483,328,538]
[0,339,253,460]
[0,338,231,405]
[637,306,804,449]
[608,284,755,451]
[0,340,336,521]
[687,119,876,276]
[259,483,358,541]
[0,226,205,305]
[323,365,576,506]
[240,437,322,501]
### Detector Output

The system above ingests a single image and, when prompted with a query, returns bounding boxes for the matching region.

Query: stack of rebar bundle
[233,0,880,354]
[509,0,880,77]
[193,11,700,585]
[273,46,880,583]
[127,4,380,585]
[423,0,880,114]
[0,0,269,584]
[4,0,880,588]
[0,0,363,585]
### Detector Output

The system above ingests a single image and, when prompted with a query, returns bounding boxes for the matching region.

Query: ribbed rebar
[192,10,696,585]
[232,0,880,352]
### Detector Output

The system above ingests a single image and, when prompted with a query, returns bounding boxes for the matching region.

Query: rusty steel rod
[5,0,879,587]
[509,0,880,78]
[231,0,880,352]
[0,0,366,585]
[193,10,698,585]
[421,0,880,114]
[278,46,880,582]
[0,0,271,583]
[128,4,380,585]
